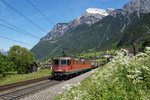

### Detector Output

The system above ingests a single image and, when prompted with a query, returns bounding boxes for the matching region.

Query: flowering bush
[55,47,150,100]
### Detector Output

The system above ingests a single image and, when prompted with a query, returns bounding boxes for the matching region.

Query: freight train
[52,57,99,78]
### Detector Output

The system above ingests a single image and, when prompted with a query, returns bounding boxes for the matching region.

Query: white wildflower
[135,68,142,74]
[112,59,115,62]
[91,70,95,73]
[145,51,150,54]
[71,90,75,94]
[114,77,119,81]
[137,77,143,80]
[138,57,145,61]
[77,82,80,85]
[136,52,147,58]
[61,98,66,100]
[127,69,135,73]
[133,79,140,84]
[74,82,81,87]
[145,47,150,51]
[92,75,97,80]
[62,84,73,91]
[127,75,133,79]
[141,65,149,70]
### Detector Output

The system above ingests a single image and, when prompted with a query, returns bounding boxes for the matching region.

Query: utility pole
[95,46,97,64]
[62,48,66,57]
[132,43,138,56]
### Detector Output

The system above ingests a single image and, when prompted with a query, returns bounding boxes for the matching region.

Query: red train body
[52,57,96,78]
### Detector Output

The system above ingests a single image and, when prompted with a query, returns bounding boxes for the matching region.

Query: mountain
[110,0,150,15]
[41,23,69,41]
[40,8,114,41]
[31,0,150,59]
[0,49,8,55]
[122,0,150,13]
[117,12,150,47]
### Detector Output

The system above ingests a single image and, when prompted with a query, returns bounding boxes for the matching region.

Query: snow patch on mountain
[86,8,109,16]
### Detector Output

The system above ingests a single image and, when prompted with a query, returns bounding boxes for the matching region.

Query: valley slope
[117,12,150,48]
[31,0,150,59]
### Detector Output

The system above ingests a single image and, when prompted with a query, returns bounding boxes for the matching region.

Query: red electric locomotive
[52,57,92,78]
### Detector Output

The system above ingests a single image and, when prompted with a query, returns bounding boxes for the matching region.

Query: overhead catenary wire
[0,0,48,34]
[0,19,40,39]
[0,23,40,40]
[0,35,32,46]
[26,0,55,26]
[27,0,70,26]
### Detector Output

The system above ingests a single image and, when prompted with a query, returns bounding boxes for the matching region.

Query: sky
[0,0,131,50]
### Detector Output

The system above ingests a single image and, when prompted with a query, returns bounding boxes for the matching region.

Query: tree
[8,45,35,74]
[0,53,14,77]
[142,36,150,48]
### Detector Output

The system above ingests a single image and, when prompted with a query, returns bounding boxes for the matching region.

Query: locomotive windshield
[61,60,67,65]
[54,60,59,65]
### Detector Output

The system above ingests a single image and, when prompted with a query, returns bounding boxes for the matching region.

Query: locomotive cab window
[67,60,71,65]
[54,60,59,65]
[61,60,67,65]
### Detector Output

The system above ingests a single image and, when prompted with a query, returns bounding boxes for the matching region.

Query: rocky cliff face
[122,0,150,13]
[111,0,150,16]
[41,23,68,41]
[40,8,114,41]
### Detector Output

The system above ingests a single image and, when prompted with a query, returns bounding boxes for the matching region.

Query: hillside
[31,0,150,59]
[31,12,144,59]
[55,48,150,100]
[117,12,150,47]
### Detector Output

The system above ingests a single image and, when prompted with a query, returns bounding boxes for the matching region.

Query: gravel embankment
[22,68,100,100]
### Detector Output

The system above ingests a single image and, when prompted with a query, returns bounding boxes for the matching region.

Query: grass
[0,68,51,86]
[55,47,150,100]
[80,51,103,57]
[67,49,115,58]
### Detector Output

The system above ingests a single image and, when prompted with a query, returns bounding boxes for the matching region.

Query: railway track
[0,67,101,100]
[0,79,63,100]
[0,76,50,92]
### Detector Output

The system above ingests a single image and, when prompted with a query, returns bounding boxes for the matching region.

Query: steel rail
[0,80,63,100]
[0,76,50,92]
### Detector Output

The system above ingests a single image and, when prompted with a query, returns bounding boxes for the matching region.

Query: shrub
[40,66,45,70]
